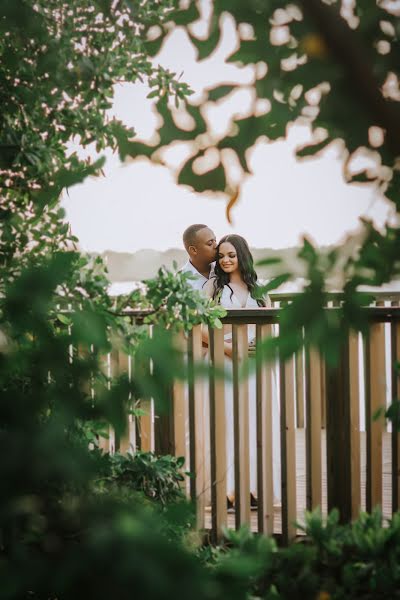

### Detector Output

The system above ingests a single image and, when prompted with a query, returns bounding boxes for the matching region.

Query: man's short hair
[183,224,208,251]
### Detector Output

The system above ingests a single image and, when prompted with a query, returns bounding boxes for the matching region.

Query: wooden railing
[99,293,400,543]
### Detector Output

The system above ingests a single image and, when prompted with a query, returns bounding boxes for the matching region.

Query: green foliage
[127,0,400,363]
[203,509,400,599]
[97,451,187,506]
[2,1,400,596]
[256,236,375,365]
[131,1,400,185]
[115,265,226,333]
[0,252,219,600]
[0,0,193,305]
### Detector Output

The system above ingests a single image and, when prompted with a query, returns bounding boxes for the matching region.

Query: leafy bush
[96,451,187,507]
[0,256,214,600]
[204,508,400,600]
[114,265,226,334]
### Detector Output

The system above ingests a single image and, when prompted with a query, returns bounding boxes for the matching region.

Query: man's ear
[188,245,197,256]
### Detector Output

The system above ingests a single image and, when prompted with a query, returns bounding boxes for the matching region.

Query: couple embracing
[181,223,269,314]
[181,224,280,507]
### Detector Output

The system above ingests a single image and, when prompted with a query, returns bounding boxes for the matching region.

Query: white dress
[218,285,281,502]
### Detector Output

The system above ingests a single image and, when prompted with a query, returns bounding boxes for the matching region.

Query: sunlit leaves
[139,265,227,332]
[189,13,222,61]
[168,1,200,26]
[157,97,205,143]
[296,137,332,158]
[0,0,193,296]
[207,85,238,102]
[178,151,226,192]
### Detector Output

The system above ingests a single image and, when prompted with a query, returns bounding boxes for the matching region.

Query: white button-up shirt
[180,261,215,292]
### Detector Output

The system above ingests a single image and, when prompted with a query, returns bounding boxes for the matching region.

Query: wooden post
[133,339,154,453]
[305,347,322,510]
[232,324,251,528]
[320,359,327,429]
[140,403,154,452]
[365,321,386,511]
[325,334,359,523]
[188,325,207,529]
[107,349,119,454]
[97,352,111,453]
[391,309,400,512]
[117,351,135,454]
[296,348,305,429]
[280,352,297,543]
[349,331,361,518]
[256,324,275,535]
[172,331,187,462]
[209,327,227,542]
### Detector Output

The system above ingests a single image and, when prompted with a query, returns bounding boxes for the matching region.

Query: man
[181,224,216,290]
[180,225,216,506]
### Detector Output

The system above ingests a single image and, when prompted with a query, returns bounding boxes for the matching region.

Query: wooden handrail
[121,306,400,324]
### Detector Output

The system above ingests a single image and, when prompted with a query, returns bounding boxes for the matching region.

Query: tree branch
[301,0,400,159]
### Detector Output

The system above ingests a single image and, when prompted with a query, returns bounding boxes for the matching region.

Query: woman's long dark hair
[211,234,265,307]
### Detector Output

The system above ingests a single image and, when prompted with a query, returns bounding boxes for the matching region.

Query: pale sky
[62,9,393,253]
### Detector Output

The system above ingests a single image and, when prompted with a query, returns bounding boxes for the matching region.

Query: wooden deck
[204,429,393,534]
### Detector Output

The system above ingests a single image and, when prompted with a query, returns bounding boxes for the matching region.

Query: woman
[203,234,280,507]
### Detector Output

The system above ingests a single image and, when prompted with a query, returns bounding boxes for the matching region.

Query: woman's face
[218,241,239,275]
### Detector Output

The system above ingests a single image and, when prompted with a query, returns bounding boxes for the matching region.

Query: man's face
[192,227,217,264]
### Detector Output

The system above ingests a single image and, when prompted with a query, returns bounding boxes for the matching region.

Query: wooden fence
[98,293,400,543]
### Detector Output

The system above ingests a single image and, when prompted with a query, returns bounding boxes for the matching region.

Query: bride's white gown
[218,286,281,502]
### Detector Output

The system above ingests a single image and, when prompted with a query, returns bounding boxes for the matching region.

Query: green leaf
[168,2,200,26]
[261,273,292,293]
[296,138,333,158]
[144,35,165,57]
[189,15,222,60]
[213,318,223,329]
[207,85,238,102]
[256,257,283,267]
[178,152,226,192]
[56,313,72,326]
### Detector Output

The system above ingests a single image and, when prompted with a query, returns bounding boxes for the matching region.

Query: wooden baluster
[232,324,251,528]
[172,331,187,462]
[188,325,207,529]
[326,333,359,523]
[349,331,361,518]
[391,303,400,512]
[141,326,179,457]
[296,348,305,429]
[134,328,154,453]
[256,324,275,535]
[305,347,322,511]
[365,318,386,511]
[140,403,153,453]
[209,326,227,542]
[78,343,91,397]
[117,351,135,455]
[280,351,297,543]
[107,349,119,454]
[98,352,111,453]
[320,359,327,429]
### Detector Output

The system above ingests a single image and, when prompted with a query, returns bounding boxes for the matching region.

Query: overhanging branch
[301,0,400,159]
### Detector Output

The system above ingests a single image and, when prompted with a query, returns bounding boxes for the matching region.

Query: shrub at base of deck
[201,508,400,599]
